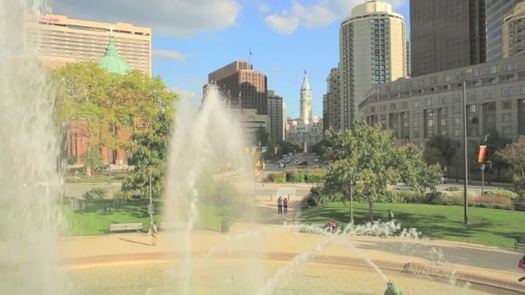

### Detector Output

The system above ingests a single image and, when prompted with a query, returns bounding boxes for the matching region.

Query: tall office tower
[486,0,518,61]
[300,71,313,125]
[339,1,407,129]
[502,1,525,58]
[267,90,284,142]
[406,40,411,77]
[208,61,268,115]
[323,67,341,131]
[24,14,152,75]
[410,0,486,76]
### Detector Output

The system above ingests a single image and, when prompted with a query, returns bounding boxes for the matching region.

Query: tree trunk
[368,198,374,221]
[86,165,92,177]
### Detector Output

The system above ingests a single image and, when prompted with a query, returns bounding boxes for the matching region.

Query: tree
[322,122,441,220]
[53,62,177,177]
[121,112,173,199]
[254,127,270,147]
[399,144,442,193]
[484,129,512,180]
[496,138,525,197]
[423,134,459,172]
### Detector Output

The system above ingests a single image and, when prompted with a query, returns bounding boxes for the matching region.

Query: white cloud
[258,3,270,12]
[153,49,187,62]
[49,0,242,37]
[264,0,407,34]
[173,87,200,102]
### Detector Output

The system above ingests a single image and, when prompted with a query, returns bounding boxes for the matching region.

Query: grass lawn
[64,172,128,184]
[301,202,525,249]
[63,200,225,236]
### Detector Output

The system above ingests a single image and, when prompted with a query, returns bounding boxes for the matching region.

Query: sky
[50,0,410,119]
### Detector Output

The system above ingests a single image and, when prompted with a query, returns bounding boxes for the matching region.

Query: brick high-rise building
[208,61,268,115]
[24,14,151,75]
[410,0,486,76]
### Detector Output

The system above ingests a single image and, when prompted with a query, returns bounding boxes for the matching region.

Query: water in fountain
[163,84,262,294]
[0,0,69,294]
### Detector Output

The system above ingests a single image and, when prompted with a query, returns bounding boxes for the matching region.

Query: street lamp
[147,168,154,233]
[462,69,472,225]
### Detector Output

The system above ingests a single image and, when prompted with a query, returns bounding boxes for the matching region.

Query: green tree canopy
[496,138,525,197]
[322,122,441,219]
[423,134,459,169]
[53,62,177,182]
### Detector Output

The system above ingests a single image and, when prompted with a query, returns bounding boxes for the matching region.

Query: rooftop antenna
[249,48,253,68]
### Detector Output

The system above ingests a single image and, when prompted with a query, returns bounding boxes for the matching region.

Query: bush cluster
[266,170,325,183]
[308,186,523,211]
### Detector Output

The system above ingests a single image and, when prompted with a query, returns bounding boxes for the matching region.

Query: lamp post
[147,168,154,233]
[462,70,471,225]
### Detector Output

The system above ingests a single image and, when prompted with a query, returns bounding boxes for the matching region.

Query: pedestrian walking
[387,209,394,221]
[519,255,525,282]
[151,222,158,246]
[277,196,283,214]
[283,197,288,214]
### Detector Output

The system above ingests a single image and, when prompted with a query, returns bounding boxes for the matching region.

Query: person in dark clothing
[283,197,288,214]
[519,255,525,282]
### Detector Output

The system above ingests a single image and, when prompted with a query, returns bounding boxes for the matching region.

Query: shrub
[473,194,513,210]
[512,197,525,211]
[486,188,518,200]
[445,186,459,192]
[266,173,286,183]
[304,170,325,183]
[286,170,305,182]
[82,188,107,201]
[433,191,476,206]
[385,190,424,203]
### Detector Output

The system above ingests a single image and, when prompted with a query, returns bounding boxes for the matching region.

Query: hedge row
[266,170,326,183]
[304,187,524,211]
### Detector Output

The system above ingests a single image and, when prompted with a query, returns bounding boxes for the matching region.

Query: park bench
[109,223,143,233]
[516,235,525,252]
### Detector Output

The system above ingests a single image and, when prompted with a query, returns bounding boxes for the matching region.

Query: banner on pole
[478,145,487,163]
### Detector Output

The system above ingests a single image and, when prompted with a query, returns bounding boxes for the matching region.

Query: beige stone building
[502,0,525,58]
[323,67,341,131]
[339,0,407,130]
[359,55,525,147]
[24,14,151,75]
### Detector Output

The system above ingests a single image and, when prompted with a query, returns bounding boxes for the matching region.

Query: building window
[453,117,461,126]
[502,125,512,137]
[453,129,461,137]
[425,98,432,106]
[469,105,478,113]
[502,113,512,123]
[490,65,498,74]
[502,87,512,97]
[401,101,408,109]
[413,100,420,108]
[521,85,525,95]
[502,100,512,110]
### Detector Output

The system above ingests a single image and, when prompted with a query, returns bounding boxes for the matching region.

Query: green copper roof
[97,40,130,75]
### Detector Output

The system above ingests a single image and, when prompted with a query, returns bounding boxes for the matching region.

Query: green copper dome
[97,40,130,75]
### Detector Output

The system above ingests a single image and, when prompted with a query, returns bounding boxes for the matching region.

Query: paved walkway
[54,222,525,293]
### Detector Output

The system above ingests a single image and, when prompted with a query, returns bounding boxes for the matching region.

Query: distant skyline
[50,0,410,118]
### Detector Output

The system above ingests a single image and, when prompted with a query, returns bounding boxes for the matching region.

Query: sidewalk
[56,223,525,293]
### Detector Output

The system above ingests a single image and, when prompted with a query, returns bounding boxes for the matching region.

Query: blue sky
[52,0,410,118]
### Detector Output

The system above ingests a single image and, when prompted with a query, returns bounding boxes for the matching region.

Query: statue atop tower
[300,70,313,125]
